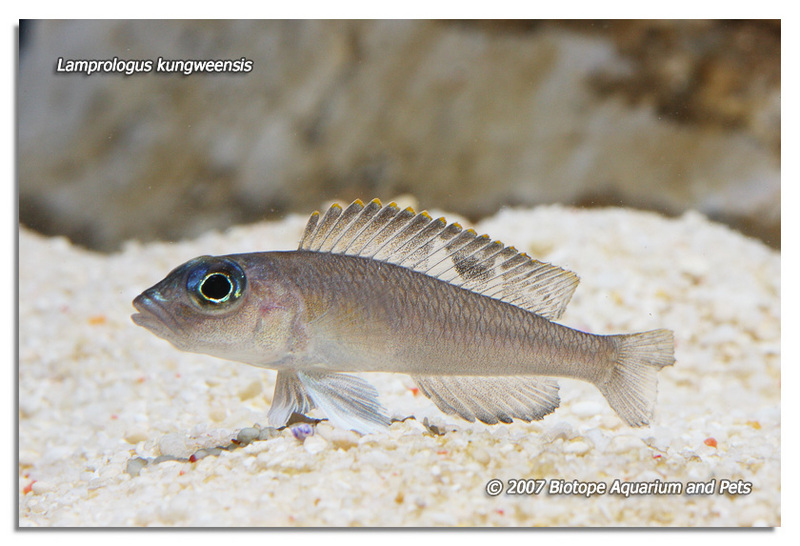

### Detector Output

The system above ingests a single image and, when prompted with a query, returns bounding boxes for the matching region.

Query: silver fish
[132,198,675,433]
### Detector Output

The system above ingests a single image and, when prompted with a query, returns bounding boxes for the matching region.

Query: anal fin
[412,375,560,424]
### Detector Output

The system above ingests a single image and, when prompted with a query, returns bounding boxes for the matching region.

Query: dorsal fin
[298,199,579,320]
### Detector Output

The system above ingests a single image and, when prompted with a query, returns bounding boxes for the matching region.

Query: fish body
[133,199,675,433]
[241,251,609,381]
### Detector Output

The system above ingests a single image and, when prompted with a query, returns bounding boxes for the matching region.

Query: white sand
[18,205,780,526]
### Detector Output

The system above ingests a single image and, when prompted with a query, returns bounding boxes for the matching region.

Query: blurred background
[18,20,780,251]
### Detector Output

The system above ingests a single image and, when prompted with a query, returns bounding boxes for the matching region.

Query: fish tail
[597,329,675,427]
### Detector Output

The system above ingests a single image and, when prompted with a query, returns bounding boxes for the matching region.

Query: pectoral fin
[412,375,560,424]
[295,370,391,434]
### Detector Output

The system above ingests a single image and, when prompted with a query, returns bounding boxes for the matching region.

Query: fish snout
[131,289,171,331]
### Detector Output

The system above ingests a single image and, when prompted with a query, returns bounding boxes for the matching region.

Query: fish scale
[132,198,675,433]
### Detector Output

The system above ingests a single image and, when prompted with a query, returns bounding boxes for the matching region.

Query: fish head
[132,254,304,366]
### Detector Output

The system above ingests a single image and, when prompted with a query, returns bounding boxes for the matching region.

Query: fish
[132,198,675,434]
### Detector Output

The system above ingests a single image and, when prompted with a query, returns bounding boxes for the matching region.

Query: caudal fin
[598,329,675,427]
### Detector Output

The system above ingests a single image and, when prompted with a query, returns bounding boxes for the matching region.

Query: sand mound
[19,205,779,526]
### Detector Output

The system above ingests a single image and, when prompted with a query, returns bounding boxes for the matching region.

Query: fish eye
[186,258,246,310]
[200,273,234,302]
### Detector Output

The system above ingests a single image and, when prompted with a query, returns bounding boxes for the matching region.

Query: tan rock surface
[20,21,780,251]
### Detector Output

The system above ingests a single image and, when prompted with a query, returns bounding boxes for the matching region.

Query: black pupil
[201,273,232,301]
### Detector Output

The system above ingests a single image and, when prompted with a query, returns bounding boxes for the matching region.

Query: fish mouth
[131,290,184,340]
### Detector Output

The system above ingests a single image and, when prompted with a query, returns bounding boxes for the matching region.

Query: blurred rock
[19,20,780,250]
